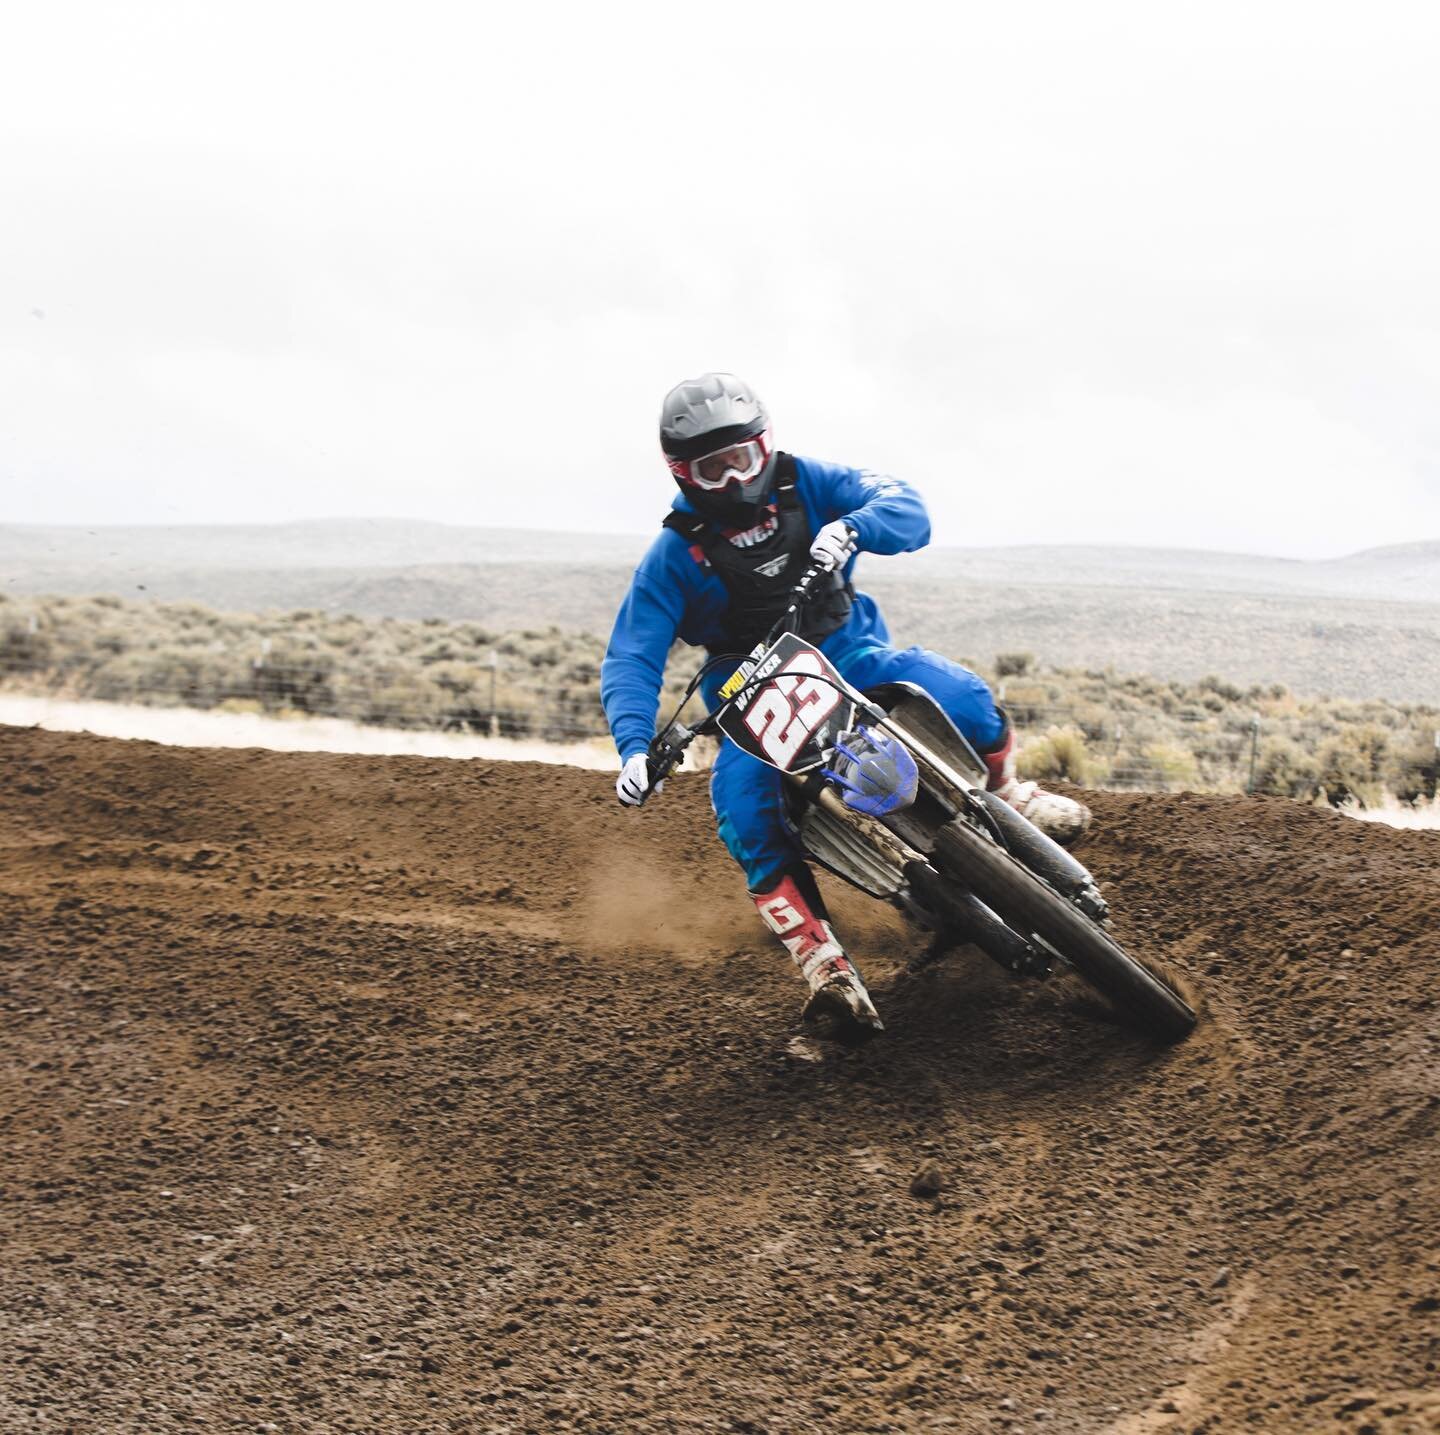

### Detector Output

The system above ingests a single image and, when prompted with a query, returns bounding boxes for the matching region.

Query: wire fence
[995,701,1267,790]
[0,652,1305,792]
[4,603,1439,797]
[0,646,615,744]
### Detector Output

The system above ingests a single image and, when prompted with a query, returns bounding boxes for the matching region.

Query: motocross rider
[601,372,1090,1039]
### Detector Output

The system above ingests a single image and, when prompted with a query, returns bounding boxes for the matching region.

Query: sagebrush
[3,592,1436,805]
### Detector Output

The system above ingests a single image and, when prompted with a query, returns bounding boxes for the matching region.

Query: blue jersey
[601,455,931,761]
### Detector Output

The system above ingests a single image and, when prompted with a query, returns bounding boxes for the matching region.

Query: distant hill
[863,575,1440,706]
[904,540,1440,604]
[4,521,1440,702]
[0,518,648,574]
[6,520,1439,602]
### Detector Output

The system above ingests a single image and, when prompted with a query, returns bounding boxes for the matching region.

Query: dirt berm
[2,726,1437,1433]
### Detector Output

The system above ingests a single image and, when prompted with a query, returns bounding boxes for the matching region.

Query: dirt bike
[644,563,1197,1045]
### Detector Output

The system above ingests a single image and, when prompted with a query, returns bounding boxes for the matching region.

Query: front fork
[903,859,1055,980]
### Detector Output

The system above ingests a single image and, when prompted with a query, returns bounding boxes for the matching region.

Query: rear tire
[932,818,1196,1044]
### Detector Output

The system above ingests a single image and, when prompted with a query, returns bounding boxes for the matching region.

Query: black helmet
[660,372,779,525]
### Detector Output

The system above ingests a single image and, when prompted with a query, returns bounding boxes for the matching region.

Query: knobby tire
[932,819,1197,1044]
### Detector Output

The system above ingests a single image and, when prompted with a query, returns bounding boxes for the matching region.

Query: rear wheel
[932,818,1196,1044]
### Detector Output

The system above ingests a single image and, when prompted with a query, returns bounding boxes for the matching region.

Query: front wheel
[931,819,1197,1044]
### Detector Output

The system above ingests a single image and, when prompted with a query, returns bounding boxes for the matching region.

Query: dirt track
[2,726,1437,1433]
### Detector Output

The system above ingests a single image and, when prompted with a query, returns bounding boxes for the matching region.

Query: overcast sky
[2,1,1438,559]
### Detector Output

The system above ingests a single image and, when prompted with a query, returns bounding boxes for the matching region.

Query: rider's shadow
[612,986,1174,1262]
[659,943,1187,1190]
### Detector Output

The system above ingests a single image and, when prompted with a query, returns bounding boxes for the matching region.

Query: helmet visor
[683,434,770,491]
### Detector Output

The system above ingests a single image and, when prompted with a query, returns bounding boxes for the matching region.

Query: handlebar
[771,561,828,642]
[641,721,693,803]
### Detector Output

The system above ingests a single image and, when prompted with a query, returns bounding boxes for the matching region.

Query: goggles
[669,428,773,491]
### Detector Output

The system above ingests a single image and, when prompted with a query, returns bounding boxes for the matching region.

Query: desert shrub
[1063,699,1113,743]
[92,630,130,656]
[86,651,165,703]
[489,680,547,739]
[1017,726,1096,784]
[1152,743,1202,788]
[97,645,242,709]
[418,638,478,665]
[5,591,1437,793]
[1114,742,1200,791]
[362,682,446,728]
[1,619,53,672]
[1385,736,1437,803]
[1001,682,1050,725]
[250,646,338,714]
[1199,673,1245,703]
[426,660,489,699]
[1253,738,1322,800]
[1317,725,1391,807]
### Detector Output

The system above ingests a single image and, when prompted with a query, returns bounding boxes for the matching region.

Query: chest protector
[663,454,854,653]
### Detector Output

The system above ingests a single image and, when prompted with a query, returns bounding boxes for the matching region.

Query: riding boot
[980,717,1092,847]
[751,865,883,1040]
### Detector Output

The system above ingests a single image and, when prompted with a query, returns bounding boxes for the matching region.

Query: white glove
[616,752,661,807]
[810,520,858,572]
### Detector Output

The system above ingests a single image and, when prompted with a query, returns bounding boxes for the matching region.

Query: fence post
[1246,713,1261,794]
[488,653,501,738]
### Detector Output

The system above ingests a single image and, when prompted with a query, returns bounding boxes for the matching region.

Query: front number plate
[715,632,857,774]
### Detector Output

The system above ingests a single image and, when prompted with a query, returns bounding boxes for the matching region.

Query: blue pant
[710,644,1006,891]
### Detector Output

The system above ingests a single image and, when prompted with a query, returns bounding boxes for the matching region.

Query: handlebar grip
[793,562,826,597]
[637,758,670,807]
[640,735,685,806]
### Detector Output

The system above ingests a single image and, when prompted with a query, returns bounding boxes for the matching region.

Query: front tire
[932,818,1196,1044]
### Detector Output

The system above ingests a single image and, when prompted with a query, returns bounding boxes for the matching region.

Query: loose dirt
[1,726,1437,1433]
